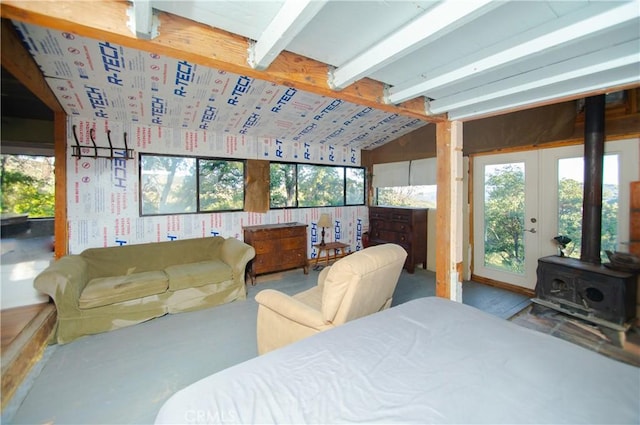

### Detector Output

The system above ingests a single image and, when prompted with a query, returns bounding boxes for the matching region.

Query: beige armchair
[255,243,407,354]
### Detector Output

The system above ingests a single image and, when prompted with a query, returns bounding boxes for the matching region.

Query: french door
[473,139,639,290]
[473,152,539,289]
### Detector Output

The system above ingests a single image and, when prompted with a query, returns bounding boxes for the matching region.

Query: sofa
[255,243,407,354]
[34,236,255,344]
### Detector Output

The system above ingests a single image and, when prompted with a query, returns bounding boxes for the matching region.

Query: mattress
[155,297,640,424]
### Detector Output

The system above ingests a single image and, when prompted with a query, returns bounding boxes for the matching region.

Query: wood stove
[532,95,638,345]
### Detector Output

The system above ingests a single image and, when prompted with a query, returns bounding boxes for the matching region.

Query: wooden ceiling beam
[1,18,63,113]
[1,0,445,123]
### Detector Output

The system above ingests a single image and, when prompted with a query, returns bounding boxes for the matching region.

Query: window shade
[372,161,410,188]
[409,157,437,186]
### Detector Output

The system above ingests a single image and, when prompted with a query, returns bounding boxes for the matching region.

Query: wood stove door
[473,152,540,289]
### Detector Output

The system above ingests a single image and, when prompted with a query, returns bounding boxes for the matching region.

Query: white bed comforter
[155,297,640,424]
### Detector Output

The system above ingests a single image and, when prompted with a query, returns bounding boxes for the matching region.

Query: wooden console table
[243,222,309,285]
[313,241,350,269]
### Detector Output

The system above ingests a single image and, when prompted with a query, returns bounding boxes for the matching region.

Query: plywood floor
[1,303,48,354]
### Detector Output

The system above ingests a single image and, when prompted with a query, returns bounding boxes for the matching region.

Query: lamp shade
[317,213,332,228]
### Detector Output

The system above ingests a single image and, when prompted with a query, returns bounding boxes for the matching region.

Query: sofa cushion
[79,271,169,309]
[165,260,233,291]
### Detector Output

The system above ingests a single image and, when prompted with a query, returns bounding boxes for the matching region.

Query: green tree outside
[558,177,618,259]
[297,164,343,207]
[484,164,619,271]
[483,164,525,273]
[1,155,55,218]
[199,159,244,211]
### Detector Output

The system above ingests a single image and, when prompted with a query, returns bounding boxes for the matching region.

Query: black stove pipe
[580,95,605,265]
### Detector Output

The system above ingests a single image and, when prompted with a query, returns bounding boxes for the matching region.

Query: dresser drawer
[390,211,411,222]
[247,226,304,241]
[373,229,411,244]
[370,209,391,221]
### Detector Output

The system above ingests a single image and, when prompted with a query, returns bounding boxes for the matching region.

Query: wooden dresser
[368,206,427,273]
[243,222,309,284]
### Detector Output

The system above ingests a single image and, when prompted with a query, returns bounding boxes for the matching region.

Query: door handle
[524,228,537,234]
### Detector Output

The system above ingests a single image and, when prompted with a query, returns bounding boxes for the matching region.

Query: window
[269,163,365,208]
[372,158,437,208]
[140,154,244,216]
[376,185,437,208]
[270,163,296,208]
[198,159,244,212]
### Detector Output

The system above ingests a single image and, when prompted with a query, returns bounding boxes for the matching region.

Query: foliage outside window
[140,154,244,216]
[270,163,365,208]
[0,155,55,218]
[346,168,365,205]
[270,163,297,208]
[557,155,618,260]
[483,164,525,273]
[376,185,437,208]
[199,159,244,211]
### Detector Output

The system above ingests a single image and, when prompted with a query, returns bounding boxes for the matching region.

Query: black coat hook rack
[72,125,134,160]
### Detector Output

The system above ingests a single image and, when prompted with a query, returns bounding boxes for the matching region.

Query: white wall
[65,116,368,258]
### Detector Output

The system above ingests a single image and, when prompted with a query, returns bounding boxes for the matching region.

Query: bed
[155,297,640,424]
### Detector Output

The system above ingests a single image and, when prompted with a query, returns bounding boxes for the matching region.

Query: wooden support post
[435,120,464,301]
[54,112,68,258]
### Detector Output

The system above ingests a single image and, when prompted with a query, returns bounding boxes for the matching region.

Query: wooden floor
[1,303,48,354]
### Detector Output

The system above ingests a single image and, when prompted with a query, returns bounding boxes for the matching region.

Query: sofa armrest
[255,289,326,329]
[220,237,255,277]
[33,255,90,314]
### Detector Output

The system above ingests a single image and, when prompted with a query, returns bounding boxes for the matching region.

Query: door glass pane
[557,154,619,259]
[483,163,525,274]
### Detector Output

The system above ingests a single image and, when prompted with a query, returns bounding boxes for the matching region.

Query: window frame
[139,153,245,217]
[269,162,366,209]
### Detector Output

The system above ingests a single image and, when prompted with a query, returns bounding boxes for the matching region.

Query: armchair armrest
[255,289,327,329]
[33,255,90,314]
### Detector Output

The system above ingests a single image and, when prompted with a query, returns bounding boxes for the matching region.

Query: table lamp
[317,213,332,246]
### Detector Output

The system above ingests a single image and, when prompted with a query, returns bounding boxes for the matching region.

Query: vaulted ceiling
[2,0,639,152]
[155,0,640,120]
